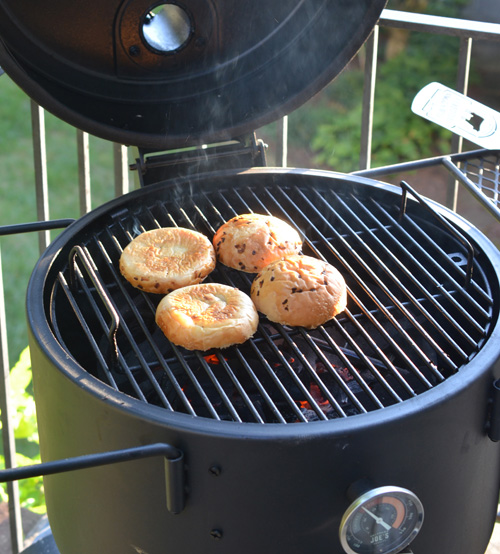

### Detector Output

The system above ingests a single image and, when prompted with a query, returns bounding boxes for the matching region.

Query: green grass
[0,75,122,367]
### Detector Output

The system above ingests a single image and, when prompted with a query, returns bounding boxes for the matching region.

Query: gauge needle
[362,507,392,531]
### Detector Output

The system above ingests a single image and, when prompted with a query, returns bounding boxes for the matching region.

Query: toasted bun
[120,228,216,294]
[156,283,259,351]
[213,213,302,273]
[250,255,347,328]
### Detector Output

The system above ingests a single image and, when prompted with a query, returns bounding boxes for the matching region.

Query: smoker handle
[488,380,500,443]
[0,443,185,514]
[0,219,75,236]
[398,180,475,286]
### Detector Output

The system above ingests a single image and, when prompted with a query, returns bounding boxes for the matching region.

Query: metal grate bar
[187,211,343,421]
[254,324,330,421]
[370,196,493,312]
[266,185,453,376]
[195,188,413,414]
[344,193,484,344]
[311,189,470,363]
[56,272,120,389]
[166,345,222,420]
[194,353,244,422]
[344,288,437,389]
[92,240,181,411]
[216,182,451,388]
[273,324,361,415]
[299,322,393,409]
[230,349,288,424]
[356,196,488,336]
[461,153,500,216]
[327,312,420,397]
[213,253,332,421]
[209,352,265,424]
[105,230,201,416]
[57,268,148,401]
[299,328,372,413]
[45,175,496,424]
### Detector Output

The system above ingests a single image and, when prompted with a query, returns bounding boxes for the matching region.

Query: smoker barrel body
[27,338,500,554]
[26,169,500,554]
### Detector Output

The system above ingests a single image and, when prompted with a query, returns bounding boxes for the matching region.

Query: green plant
[308,0,472,172]
[0,347,45,513]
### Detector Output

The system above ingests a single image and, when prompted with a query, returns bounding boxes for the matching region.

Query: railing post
[359,25,379,171]
[31,101,50,254]
[114,143,130,197]
[276,116,288,168]
[0,248,23,554]
[77,130,92,216]
[446,36,473,212]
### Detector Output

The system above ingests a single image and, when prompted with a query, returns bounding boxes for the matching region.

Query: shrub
[0,348,45,513]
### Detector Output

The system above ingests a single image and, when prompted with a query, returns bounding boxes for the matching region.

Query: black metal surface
[443,150,500,221]
[25,169,500,554]
[134,134,268,185]
[0,219,74,236]
[32,169,499,425]
[355,148,500,222]
[0,0,387,148]
[489,379,500,441]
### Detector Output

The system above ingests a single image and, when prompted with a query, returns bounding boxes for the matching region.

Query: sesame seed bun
[120,227,216,294]
[250,254,347,329]
[213,213,302,273]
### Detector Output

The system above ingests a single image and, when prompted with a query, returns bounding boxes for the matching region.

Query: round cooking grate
[42,171,498,423]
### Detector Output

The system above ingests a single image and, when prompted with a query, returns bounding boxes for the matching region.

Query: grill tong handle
[0,442,185,514]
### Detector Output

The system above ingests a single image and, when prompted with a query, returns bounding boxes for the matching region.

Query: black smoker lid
[0,0,386,149]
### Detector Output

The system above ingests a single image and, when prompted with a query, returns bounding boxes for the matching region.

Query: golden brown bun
[120,228,216,294]
[213,213,302,273]
[250,255,347,329]
[156,283,259,351]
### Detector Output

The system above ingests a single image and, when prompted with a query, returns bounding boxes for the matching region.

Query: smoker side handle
[488,379,500,442]
[0,442,185,514]
[0,219,75,236]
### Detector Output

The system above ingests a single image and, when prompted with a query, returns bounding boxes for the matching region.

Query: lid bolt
[209,465,221,477]
[129,45,141,57]
[210,529,223,540]
[195,36,207,49]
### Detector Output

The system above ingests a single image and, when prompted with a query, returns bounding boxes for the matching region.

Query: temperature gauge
[339,485,424,554]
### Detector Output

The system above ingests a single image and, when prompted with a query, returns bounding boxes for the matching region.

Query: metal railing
[0,7,500,553]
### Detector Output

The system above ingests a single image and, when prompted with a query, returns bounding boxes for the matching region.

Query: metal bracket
[488,379,500,442]
[398,180,476,287]
[131,133,268,186]
[0,443,186,514]
[0,219,74,237]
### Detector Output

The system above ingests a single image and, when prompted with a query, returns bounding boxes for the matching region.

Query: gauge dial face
[339,486,424,554]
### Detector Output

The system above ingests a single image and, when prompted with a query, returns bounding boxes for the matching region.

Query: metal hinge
[131,133,267,186]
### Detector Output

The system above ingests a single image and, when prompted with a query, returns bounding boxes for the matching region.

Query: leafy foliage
[0,348,45,513]
[303,0,472,172]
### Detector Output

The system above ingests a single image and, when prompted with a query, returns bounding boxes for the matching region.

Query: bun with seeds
[250,254,347,329]
[155,283,259,351]
[213,213,302,273]
[120,227,216,294]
